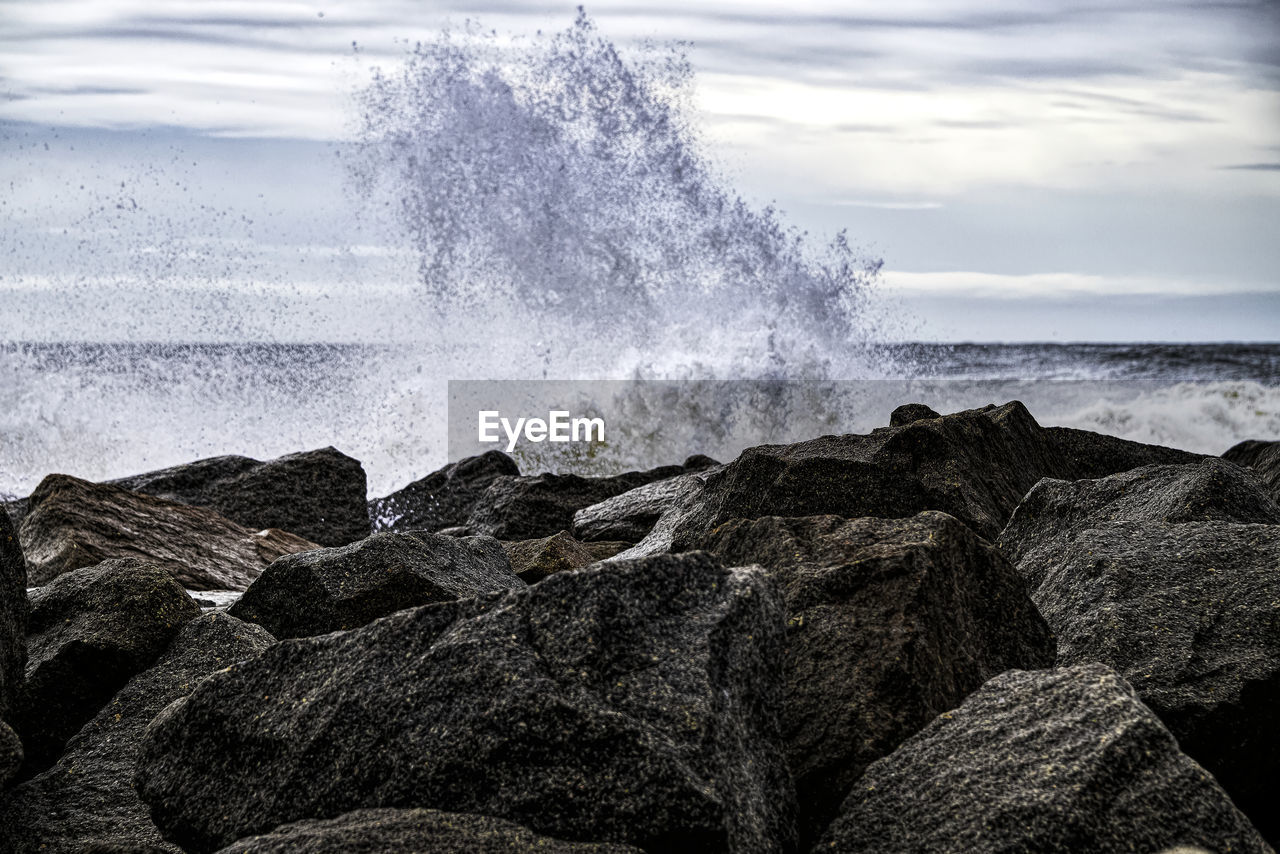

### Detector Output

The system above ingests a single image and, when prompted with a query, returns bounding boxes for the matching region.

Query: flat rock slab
[369,451,520,533]
[136,553,795,854]
[817,664,1270,854]
[19,474,319,589]
[212,808,644,854]
[9,559,200,776]
[698,511,1055,844]
[229,531,523,638]
[0,613,274,854]
[0,509,26,720]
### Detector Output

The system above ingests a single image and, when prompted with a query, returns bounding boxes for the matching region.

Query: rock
[19,474,319,589]
[212,808,644,854]
[466,461,710,541]
[0,613,274,854]
[369,451,520,533]
[817,664,1270,854]
[6,449,370,548]
[572,470,712,543]
[500,531,596,584]
[0,509,26,720]
[228,532,523,638]
[9,559,200,776]
[0,720,20,790]
[888,402,939,426]
[1224,439,1280,503]
[580,541,632,562]
[697,511,1055,844]
[664,401,1201,548]
[136,553,795,854]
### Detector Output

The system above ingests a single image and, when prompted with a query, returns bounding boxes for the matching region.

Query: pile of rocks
[0,404,1275,853]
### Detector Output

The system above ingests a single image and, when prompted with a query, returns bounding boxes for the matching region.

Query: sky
[1,0,1278,342]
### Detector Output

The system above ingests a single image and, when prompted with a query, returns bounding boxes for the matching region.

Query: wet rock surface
[212,808,645,854]
[369,451,521,533]
[0,613,274,854]
[0,720,20,790]
[136,552,794,854]
[19,474,318,589]
[229,531,523,637]
[697,511,1055,844]
[9,559,200,776]
[572,470,711,543]
[1224,439,1280,503]
[0,509,26,721]
[818,664,1271,854]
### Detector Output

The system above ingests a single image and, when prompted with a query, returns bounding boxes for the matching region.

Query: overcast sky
[2,0,1278,341]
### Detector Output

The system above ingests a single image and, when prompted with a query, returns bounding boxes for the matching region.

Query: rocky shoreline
[1,401,1277,852]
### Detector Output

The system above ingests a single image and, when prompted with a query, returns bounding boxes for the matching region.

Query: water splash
[349,10,885,381]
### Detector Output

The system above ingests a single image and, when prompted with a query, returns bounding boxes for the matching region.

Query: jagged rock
[369,451,520,533]
[9,559,199,776]
[500,531,596,584]
[697,511,1055,844]
[0,613,274,854]
[888,402,939,426]
[0,509,26,720]
[581,541,631,561]
[0,720,20,790]
[136,553,795,854]
[1224,439,1280,503]
[6,449,369,547]
[228,532,523,638]
[572,470,711,543]
[999,469,1280,844]
[212,809,644,853]
[19,474,318,589]
[817,664,1270,854]
[663,401,1200,548]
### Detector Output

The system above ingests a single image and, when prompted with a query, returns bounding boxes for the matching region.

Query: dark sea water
[2,340,1277,501]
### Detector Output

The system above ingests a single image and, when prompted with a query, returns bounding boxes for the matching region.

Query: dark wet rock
[369,451,520,533]
[466,463,702,541]
[1224,439,1280,503]
[0,720,20,790]
[19,475,319,589]
[9,559,199,776]
[999,482,1280,844]
[572,470,712,543]
[136,552,795,854]
[888,402,940,426]
[0,613,274,854]
[665,401,1201,547]
[0,509,26,720]
[229,532,523,638]
[500,531,596,584]
[817,663,1270,854]
[697,511,1055,844]
[212,808,644,854]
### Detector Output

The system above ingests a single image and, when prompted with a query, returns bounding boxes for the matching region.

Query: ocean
[3,340,1277,503]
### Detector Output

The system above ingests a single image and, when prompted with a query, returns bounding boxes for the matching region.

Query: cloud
[1221,162,1280,171]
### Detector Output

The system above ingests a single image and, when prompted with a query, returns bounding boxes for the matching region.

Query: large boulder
[0,509,26,720]
[6,449,369,548]
[0,613,275,854]
[136,553,795,854]
[228,532,523,638]
[500,531,597,584]
[572,470,712,543]
[369,451,520,533]
[212,809,643,854]
[9,559,200,776]
[698,511,1055,844]
[999,462,1280,843]
[817,664,1270,853]
[19,474,318,589]
[1223,439,1280,503]
[466,459,715,541]
[662,401,1200,548]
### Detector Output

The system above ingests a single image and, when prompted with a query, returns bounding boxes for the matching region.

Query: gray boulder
[369,451,520,533]
[9,559,200,776]
[136,553,794,853]
[19,474,318,589]
[212,808,643,853]
[0,509,26,720]
[698,511,1055,844]
[0,613,274,854]
[1224,439,1280,504]
[817,664,1270,854]
[572,470,712,543]
[228,532,523,638]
